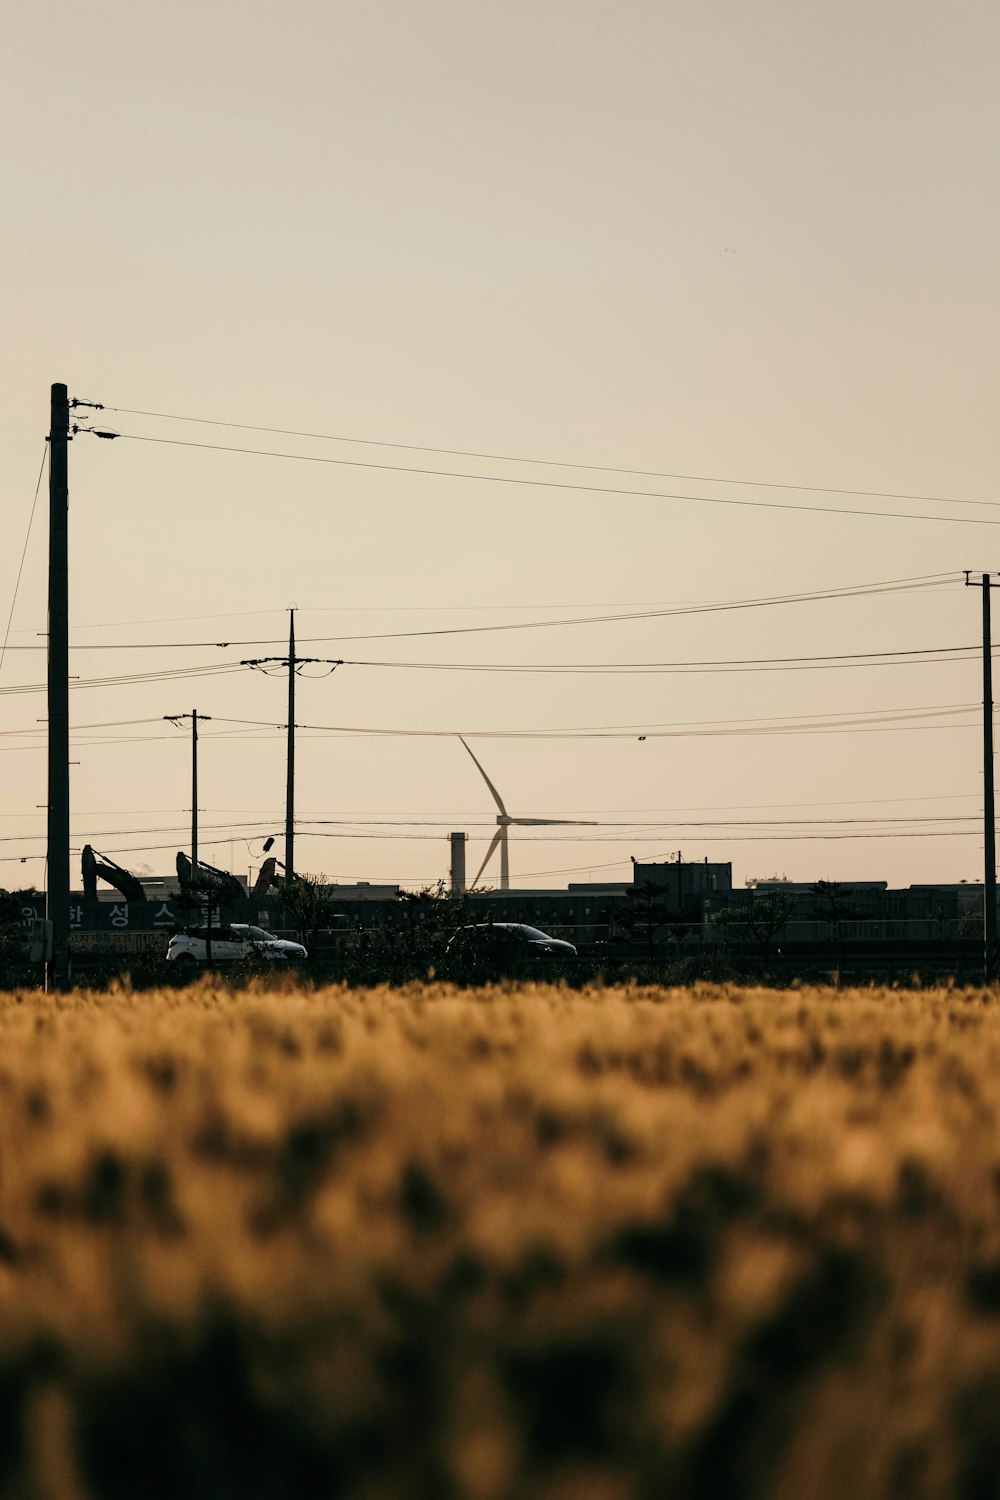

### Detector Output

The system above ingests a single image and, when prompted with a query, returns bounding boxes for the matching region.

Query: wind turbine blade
[511,817,600,827]
[458,736,508,817]
[472,828,503,887]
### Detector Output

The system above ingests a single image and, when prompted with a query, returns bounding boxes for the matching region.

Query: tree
[810,880,865,974]
[278,873,344,952]
[617,881,671,960]
[0,888,38,930]
[811,881,863,932]
[713,891,793,970]
[0,888,40,979]
[394,882,483,971]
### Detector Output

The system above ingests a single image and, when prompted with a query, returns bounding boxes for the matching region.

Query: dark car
[444,922,577,972]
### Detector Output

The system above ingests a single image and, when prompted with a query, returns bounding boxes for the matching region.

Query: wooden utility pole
[46,384,70,992]
[240,619,343,890]
[192,709,200,879]
[286,610,295,883]
[164,711,209,880]
[965,572,998,982]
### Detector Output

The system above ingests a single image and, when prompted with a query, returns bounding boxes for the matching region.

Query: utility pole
[965,572,998,982]
[40,390,115,991]
[286,610,295,883]
[46,384,70,992]
[164,711,209,880]
[241,617,342,889]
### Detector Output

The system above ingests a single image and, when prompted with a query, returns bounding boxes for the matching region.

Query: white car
[166,923,307,965]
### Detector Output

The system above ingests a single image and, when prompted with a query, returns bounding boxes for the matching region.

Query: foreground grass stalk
[0,978,996,1499]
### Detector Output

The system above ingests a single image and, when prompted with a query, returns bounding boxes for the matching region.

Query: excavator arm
[175,852,245,902]
[81,845,146,903]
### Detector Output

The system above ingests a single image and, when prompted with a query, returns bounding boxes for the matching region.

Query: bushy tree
[278,873,344,951]
[617,881,671,958]
[394,882,485,970]
[713,891,793,969]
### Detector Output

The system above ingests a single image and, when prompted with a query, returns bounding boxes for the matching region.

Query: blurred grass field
[0,978,999,1499]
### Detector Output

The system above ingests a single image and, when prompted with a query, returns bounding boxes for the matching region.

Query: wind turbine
[459,737,597,890]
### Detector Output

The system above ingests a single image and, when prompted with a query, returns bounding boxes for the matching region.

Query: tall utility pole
[965,573,998,982]
[286,610,296,883]
[241,616,342,889]
[165,711,209,878]
[46,384,70,992]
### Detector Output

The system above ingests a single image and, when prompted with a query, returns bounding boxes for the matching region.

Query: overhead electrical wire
[80,825,983,865]
[0,572,959,649]
[0,446,47,677]
[303,818,980,836]
[202,701,976,741]
[0,661,251,697]
[108,431,1000,529]
[0,804,980,848]
[342,644,985,676]
[0,579,952,636]
[12,826,981,865]
[0,717,163,738]
[0,640,984,691]
[0,700,979,752]
[5,407,989,880]
[233,575,953,645]
[3,789,978,822]
[103,403,993,511]
[0,722,977,755]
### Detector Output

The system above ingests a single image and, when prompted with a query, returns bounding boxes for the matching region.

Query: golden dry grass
[0,978,998,1499]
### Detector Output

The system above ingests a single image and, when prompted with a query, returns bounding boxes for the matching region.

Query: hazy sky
[2,0,999,893]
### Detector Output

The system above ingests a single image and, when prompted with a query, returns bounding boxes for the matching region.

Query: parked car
[444,922,577,968]
[166,923,307,965]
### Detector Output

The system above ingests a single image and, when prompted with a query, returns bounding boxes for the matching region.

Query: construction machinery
[251,855,286,897]
[81,845,146,903]
[175,852,245,903]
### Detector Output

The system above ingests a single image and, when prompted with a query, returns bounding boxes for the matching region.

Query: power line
[0,805,980,849]
[344,645,985,676]
[0,700,978,753]
[0,661,250,697]
[515,832,985,879]
[110,431,1000,529]
[0,573,958,649]
[1,816,984,868]
[234,575,953,645]
[104,403,993,510]
[0,581,952,635]
[0,717,162,738]
[0,447,47,677]
[204,702,976,741]
[2,789,980,821]
[0,722,978,756]
[303,818,980,837]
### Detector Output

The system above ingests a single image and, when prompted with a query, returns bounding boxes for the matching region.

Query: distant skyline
[2,0,999,892]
